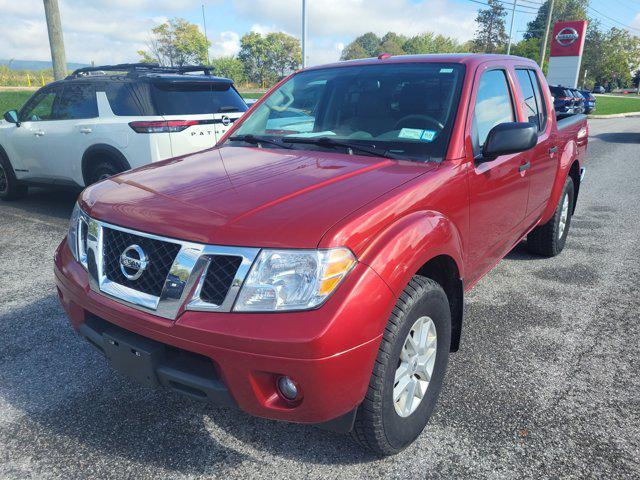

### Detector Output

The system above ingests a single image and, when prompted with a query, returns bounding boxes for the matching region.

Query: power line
[466,0,538,15]
[588,6,640,34]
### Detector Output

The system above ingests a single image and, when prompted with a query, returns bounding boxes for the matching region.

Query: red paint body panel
[55,54,588,424]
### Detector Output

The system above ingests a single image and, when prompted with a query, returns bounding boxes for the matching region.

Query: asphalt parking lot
[1,117,639,479]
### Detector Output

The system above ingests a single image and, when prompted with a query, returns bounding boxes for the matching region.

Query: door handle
[34,130,45,137]
[80,127,92,134]
[549,146,558,154]
[519,161,531,172]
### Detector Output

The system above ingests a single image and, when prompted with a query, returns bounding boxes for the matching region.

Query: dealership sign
[555,28,579,46]
[546,21,588,88]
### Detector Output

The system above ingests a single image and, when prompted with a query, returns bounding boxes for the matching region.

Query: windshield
[229,62,465,162]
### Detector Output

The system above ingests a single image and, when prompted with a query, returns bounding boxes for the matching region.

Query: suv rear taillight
[128,120,198,133]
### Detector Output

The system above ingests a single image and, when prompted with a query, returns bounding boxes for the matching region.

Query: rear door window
[57,83,98,119]
[152,83,247,115]
[471,69,515,154]
[515,69,547,132]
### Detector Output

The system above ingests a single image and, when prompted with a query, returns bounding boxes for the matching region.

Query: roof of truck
[306,53,538,71]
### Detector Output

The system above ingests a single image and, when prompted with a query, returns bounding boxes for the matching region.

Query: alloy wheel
[558,193,570,239]
[393,316,437,417]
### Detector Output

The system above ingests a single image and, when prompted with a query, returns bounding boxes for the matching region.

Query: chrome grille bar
[84,217,260,320]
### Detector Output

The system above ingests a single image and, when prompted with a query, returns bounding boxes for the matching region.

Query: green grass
[239,91,265,99]
[594,95,640,115]
[0,90,31,113]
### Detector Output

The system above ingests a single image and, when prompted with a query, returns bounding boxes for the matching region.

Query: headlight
[234,247,356,312]
[67,203,89,269]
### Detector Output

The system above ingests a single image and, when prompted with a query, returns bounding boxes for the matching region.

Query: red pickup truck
[54,54,588,455]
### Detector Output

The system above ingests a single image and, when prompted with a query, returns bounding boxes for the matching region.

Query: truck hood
[81,146,434,248]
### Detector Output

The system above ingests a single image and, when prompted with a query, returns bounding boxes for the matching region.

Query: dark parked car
[579,89,596,113]
[549,85,576,114]
[568,89,585,114]
[592,85,605,94]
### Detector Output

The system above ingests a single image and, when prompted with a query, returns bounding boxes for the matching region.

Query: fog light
[277,376,299,401]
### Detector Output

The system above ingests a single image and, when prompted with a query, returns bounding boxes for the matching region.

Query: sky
[0,0,639,67]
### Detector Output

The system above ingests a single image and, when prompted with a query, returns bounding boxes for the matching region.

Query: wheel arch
[81,144,130,186]
[359,210,465,352]
[415,254,464,352]
[568,159,581,214]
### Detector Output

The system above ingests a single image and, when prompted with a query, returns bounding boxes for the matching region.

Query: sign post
[546,20,588,88]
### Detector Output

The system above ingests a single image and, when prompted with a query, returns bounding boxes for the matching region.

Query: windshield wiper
[284,136,408,160]
[228,134,292,149]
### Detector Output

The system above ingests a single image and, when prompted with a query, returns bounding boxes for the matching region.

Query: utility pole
[507,0,517,55]
[301,0,308,68]
[43,0,67,80]
[539,0,554,68]
[202,3,210,65]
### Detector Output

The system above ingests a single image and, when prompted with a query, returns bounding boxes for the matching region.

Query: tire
[86,159,123,185]
[0,154,28,201]
[351,276,451,456]
[527,176,575,257]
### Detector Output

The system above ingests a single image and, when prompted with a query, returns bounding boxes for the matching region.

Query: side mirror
[3,110,19,126]
[481,122,537,160]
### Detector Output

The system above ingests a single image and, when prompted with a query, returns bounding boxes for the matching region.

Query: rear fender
[358,210,464,297]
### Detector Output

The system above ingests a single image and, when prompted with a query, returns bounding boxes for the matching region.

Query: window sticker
[440,68,454,73]
[399,128,424,140]
[420,130,437,142]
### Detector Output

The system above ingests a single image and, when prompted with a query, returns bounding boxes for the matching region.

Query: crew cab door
[513,68,556,216]
[466,66,531,280]
[6,86,62,180]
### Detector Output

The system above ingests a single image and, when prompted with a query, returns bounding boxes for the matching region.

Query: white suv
[0,63,247,200]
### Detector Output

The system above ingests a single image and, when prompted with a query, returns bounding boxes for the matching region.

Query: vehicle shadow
[0,295,377,477]
[591,132,640,144]
[505,240,539,261]
[1,187,79,221]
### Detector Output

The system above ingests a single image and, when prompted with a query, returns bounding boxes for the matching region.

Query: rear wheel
[0,155,28,201]
[351,276,451,456]
[527,176,574,257]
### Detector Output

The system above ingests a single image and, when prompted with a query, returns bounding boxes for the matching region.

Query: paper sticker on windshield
[399,128,423,140]
[440,68,453,73]
[420,130,437,142]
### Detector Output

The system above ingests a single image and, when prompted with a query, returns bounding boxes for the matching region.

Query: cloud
[232,0,477,65]
[211,31,241,57]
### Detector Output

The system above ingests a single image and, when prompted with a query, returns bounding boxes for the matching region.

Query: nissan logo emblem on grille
[120,244,149,281]
[221,115,231,126]
[555,27,579,46]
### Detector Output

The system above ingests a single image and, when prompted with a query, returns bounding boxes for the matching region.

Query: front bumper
[54,240,395,425]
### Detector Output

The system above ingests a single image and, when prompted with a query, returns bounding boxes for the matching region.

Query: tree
[524,0,588,41]
[579,21,640,89]
[210,57,246,84]
[238,32,301,87]
[510,37,541,62]
[340,32,381,60]
[340,31,467,60]
[379,32,408,56]
[472,0,508,53]
[138,18,210,67]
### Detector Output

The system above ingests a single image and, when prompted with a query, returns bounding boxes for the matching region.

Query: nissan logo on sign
[555,27,579,46]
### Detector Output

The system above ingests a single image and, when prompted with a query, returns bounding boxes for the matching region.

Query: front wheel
[527,176,575,257]
[351,276,451,456]
[0,155,28,201]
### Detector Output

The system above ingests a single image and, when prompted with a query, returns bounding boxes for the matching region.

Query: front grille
[200,255,242,305]
[102,227,181,297]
